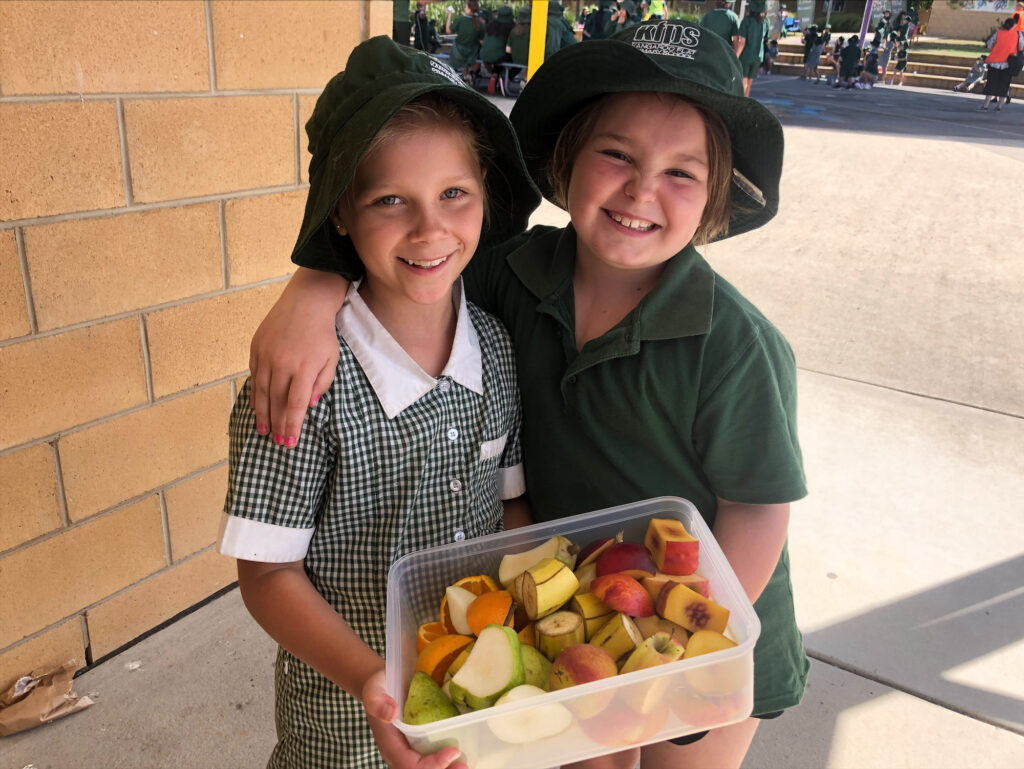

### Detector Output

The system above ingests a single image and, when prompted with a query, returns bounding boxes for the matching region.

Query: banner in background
[957,0,1012,10]
[796,0,814,26]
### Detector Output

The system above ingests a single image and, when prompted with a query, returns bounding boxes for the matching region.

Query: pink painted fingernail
[257,423,268,434]
[285,436,297,447]
[274,434,284,445]
[312,395,320,405]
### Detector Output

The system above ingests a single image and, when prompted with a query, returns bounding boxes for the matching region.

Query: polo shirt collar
[336,277,482,419]
[506,224,715,341]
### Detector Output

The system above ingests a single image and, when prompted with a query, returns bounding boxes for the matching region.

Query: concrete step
[771,55,1024,97]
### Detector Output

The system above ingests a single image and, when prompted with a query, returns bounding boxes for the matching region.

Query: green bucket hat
[497,5,514,22]
[291,36,540,277]
[509,20,784,241]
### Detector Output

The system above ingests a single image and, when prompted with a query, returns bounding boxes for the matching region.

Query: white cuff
[498,463,526,500]
[217,513,314,562]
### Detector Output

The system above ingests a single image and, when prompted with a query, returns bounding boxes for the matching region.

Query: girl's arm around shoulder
[250,266,349,446]
[502,495,533,530]
[237,559,467,769]
[712,498,790,603]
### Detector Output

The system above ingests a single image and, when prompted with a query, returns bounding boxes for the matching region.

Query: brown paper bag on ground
[0,660,94,737]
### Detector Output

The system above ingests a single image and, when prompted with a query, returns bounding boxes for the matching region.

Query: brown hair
[546,93,734,246]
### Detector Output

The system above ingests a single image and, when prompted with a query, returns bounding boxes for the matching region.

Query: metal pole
[859,0,875,46]
[528,0,549,81]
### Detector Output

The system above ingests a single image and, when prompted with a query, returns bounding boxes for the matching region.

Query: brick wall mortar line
[14,226,39,334]
[51,440,71,529]
[0,370,244,457]
[204,0,218,93]
[158,491,173,566]
[0,184,308,230]
[139,315,155,403]
[0,542,226,658]
[116,98,135,206]
[0,460,229,560]
[0,89,322,104]
[294,93,302,184]
[0,274,290,351]
[219,200,230,289]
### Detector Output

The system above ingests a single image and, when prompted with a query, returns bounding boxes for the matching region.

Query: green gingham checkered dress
[223,291,522,769]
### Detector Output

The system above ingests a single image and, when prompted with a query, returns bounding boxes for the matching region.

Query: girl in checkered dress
[218,38,539,769]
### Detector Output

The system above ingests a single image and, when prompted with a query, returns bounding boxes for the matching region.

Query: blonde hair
[339,94,491,223]
[546,93,734,245]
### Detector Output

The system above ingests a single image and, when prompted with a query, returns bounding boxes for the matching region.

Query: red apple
[548,644,618,718]
[644,518,699,576]
[591,573,655,617]
[577,531,623,567]
[579,700,669,747]
[596,541,657,579]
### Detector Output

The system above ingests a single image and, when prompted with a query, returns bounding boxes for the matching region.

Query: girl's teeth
[609,212,655,231]
[402,256,447,268]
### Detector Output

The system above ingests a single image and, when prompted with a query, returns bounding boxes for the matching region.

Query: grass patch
[912,38,988,57]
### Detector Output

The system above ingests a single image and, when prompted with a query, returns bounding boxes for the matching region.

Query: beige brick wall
[0,0,391,688]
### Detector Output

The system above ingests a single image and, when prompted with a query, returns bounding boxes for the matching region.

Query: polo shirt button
[450,478,463,492]
[568,375,577,384]
[438,379,451,393]
[453,529,466,542]
[447,427,459,441]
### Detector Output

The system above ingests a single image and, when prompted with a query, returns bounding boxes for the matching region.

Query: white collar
[336,277,483,419]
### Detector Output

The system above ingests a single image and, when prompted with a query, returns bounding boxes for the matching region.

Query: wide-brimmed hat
[497,5,514,22]
[510,20,784,240]
[291,36,540,276]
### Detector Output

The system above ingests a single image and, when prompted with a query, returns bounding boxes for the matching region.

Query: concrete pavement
[2,77,1022,769]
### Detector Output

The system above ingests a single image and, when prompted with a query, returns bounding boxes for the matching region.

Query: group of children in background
[790,10,913,90]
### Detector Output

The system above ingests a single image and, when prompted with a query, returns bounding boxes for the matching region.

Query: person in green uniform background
[392,0,411,45]
[545,1,579,60]
[700,0,744,57]
[246,20,810,769]
[738,1,771,95]
[480,4,516,77]
[446,0,485,82]
[583,0,615,40]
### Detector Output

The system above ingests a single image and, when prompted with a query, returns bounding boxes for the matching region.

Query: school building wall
[926,3,1005,40]
[0,0,391,692]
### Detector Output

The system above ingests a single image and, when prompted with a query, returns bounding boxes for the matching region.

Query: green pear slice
[520,644,552,690]
[449,624,524,710]
[403,671,459,725]
[487,684,573,743]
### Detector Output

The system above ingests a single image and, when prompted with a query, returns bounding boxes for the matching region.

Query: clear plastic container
[385,496,761,768]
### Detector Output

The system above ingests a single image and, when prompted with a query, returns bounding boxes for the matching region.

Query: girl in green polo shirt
[446,0,485,82]
[248,22,809,769]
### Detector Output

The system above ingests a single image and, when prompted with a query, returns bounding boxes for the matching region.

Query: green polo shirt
[700,8,741,43]
[464,224,809,714]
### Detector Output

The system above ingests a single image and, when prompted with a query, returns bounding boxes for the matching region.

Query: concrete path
[2,77,1022,769]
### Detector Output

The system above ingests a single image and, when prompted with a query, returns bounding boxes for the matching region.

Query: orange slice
[440,574,500,633]
[415,633,474,686]
[416,621,448,653]
[466,590,514,636]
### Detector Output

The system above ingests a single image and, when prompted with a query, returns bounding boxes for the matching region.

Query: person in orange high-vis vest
[979,16,1024,111]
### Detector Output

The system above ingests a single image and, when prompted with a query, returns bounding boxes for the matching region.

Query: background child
[445,0,484,82]
[836,33,861,88]
[888,40,909,85]
[825,35,844,85]
[954,54,986,91]
[247,22,809,769]
[762,37,780,74]
[219,37,540,769]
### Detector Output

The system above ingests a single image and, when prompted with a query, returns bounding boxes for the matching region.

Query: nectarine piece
[644,518,699,575]
[655,581,729,634]
[641,571,710,602]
